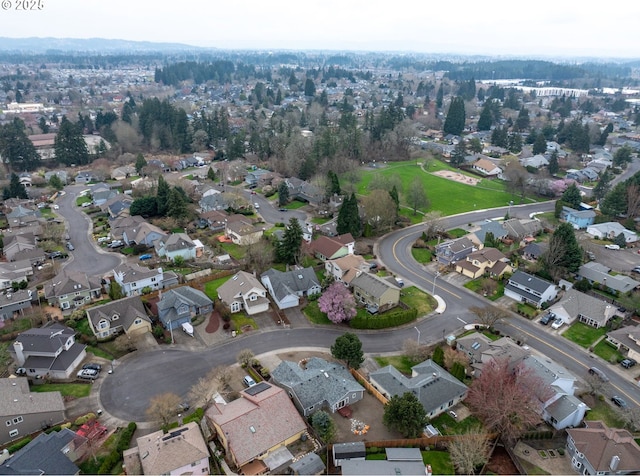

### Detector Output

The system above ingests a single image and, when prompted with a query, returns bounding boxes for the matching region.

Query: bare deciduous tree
[583,374,607,396]
[470,305,509,329]
[188,377,216,409]
[237,349,255,368]
[405,176,430,215]
[422,211,447,240]
[361,189,397,233]
[447,426,492,475]
[626,183,640,219]
[444,347,470,371]
[480,278,497,297]
[146,392,181,426]
[403,338,430,363]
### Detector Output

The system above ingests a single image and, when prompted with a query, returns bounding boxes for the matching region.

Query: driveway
[55,185,123,276]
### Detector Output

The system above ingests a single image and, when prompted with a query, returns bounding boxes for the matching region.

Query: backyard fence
[349,368,388,406]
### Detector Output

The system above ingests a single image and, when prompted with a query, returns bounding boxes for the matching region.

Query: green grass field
[562,322,607,348]
[31,383,91,398]
[373,355,416,374]
[203,275,234,301]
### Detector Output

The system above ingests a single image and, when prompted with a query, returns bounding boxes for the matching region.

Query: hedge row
[350,307,418,329]
[98,422,137,475]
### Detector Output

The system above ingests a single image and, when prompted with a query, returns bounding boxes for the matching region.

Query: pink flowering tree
[318,282,357,324]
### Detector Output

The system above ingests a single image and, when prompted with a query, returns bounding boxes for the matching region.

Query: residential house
[324,254,369,285]
[606,326,640,362]
[112,263,177,297]
[123,422,209,476]
[0,428,83,475]
[561,206,596,229]
[586,222,638,244]
[100,195,133,219]
[456,333,529,376]
[199,193,230,213]
[340,448,426,476]
[122,221,167,247]
[90,183,118,206]
[286,177,324,206]
[0,289,33,322]
[225,218,264,246]
[504,270,557,308]
[521,154,549,169]
[271,357,365,417]
[350,272,400,313]
[198,210,228,231]
[0,259,32,290]
[86,296,152,339]
[43,271,102,310]
[288,453,325,476]
[11,247,46,265]
[155,233,197,261]
[217,270,269,315]
[435,236,478,266]
[18,173,32,188]
[3,233,36,262]
[6,206,39,226]
[566,421,640,475]
[577,262,640,295]
[502,218,542,241]
[369,359,468,419]
[147,159,171,172]
[472,158,502,177]
[548,289,617,328]
[10,322,87,379]
[260,267,321,309]
[471,219,509,245]
[44,170,68,185]
[157,286,213,331]
[522,242,547,261]
[111,165,136,180]
[455,247,512,279]
[205,382,307,473]
[74,171,97,184]
[309,233,355,261]
[245,168,270,186]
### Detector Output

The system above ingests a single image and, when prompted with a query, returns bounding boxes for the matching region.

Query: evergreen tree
[330,332,364,369]
[514,106,530,131]
[597,123,613,146]
[278,181,290,207]
[336,193,361,237]
[593,170,612,201]
[304,78,316,97]
[443,96,466,136]
[600,182,627,217]
[54,116,89,166]
[109,281,124,300]
[432,346,445,367]
[276,217,303,265]
[135,153,147,174]
[532,133,547,155]
[383,392,428,438]
[546,223,583,274]
[436,84,444,109]
[2,173,28,200]
[508,133,523,154]
[48,174,64,190]
[562,183,582,209]
[167,187,188,219]
[326,170,341,197]
[0,118,41,171]
[451,362,466,382]
[389,185,400,213]
[613,145,633,168]
[547,150,559,175]
[207,166,216,182]
[130,196,158,217]
[450,140,467,168]
[156,176,170,216]
[477,103,492,131]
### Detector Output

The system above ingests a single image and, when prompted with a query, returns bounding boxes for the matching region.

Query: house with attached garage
[369,359,468,419]
[205,382,307,474]
[270,357,365,417]
[43,271,102,310]
[0,260,32,290]
[324,254,370,285]
[3,233,37,262]
[156,286,212,331]
[0,378,66,446]
[586,222,638,244]
[112,263,178,297]
[225,218,264,246]
[10,322,87,380]
[561,206,596,229]
[217,270,269,315]
[606,326,640,363]
[472,158,502,177]
[455,247,512,279]
[547,289,617,329]
[435,236,478,266]
[577,262,640,295]
[122,221,168,247]
[350,272,400,313]
[154,233,198,261]
[86,295,152,339]
[309,233,355,261]
[260,267,321,309]
[504,270,557,308]
[0,290,33,323]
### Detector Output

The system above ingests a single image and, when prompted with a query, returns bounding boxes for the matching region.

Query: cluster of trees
[0,118,40,170]
[2,173,28,200]
[130,176,190,220]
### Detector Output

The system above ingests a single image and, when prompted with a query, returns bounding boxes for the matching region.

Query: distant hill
[0,37,211,53]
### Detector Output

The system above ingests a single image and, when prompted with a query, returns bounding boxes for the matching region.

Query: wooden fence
[349,368,388,406]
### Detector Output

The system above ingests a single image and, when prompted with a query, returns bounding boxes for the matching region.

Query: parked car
[551,318,564,330]
[632,267,640,274]
[395,277,405,288]
[279,208,288,212]
[15,367,26,376]
[109,240,124,248]
[254,202,260,209]
[77,369,99,380]
[539,313,554,325]
[243,375,257,387]
[66,242,74,251]
[177,402,190,413]
[604,244,620,250]
[611,396,628,408]
[588,366,610,382]
[82,363,102,372]
[139,254,153,261]
[621,358,637,368]
[586,251,596,260]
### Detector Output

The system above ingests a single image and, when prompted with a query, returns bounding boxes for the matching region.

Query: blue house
[561,206,595,229]
[157,286,213,331]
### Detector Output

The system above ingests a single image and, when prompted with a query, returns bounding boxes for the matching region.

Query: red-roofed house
[309,233,355,261]
[205,382,307,473]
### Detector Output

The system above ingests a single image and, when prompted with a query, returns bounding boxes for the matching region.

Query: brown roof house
[217,270,269,315]
[225,218,264,246]
[309,233,355,261]
[324,254,369,285]
[123,422,209,476]
[205,382,307,474]
[566,421,640,475]
[86,295,152,340]
[455,247,512,279]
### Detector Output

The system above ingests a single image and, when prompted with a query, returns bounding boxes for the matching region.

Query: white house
[154,233,197,262]
[112,263,168,297]
[504,270,557,308]
[586,222,638,243]
[217,271,269,315]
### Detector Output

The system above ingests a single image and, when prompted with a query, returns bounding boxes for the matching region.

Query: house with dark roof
[0,289,33,322]
[90,182,118,206]
[75,171,97,184]
[566,421,640,475]
[332,442,366,468]
[0,428,82,473]
[561,206,596,229]
[548,289,617,328]
[110,215,146,239]
[43,271,102,310]
[606,326,640,363]
[123,422,209,476]
[521,241,546,261]
[504,270,557,308]
[122,221,167,247]
[205,382,307,473]
[113,263,178,297]
[350,272,400,313]
[502,218,542,240]
[471,219,508,244]
[10,322,86,379]
[577,262,640,295]
[455,247,512,279]
[309,233,355,261]
[157,286,212,331]
[285,177,324,206]
[456,332,530,376]
[289,452,325,475]
[435,236,478,265]
[225,218,264,246]
[3,233,37,262]
[0,378,67,446]
[369,359,468,419]
[86,295,152,339]
[154,233,197,261]
[271,357,365,417]
[260,267,321,309]
[217,270,269,315]
[100,195,133,219]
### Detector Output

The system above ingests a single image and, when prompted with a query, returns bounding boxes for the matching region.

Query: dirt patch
[486,444,520,475]
[433,169,480,186]
[205,311,220,334]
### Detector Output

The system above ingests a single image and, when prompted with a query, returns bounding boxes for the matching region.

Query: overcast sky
[2,0,639,59]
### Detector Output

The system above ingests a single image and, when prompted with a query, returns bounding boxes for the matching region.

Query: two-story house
[217,271,269,315]
[112,263,178,297]
[157,286,213,331]
[455,247,512,279]
[43,271,102,310]
[3,233,37,262]
[86,296,152,339]
[350,272,400,313]
[324,254,369,285]
[225,219,263,246]
[504,270,557,308]
[260,267,321,309]
[309,233,355,261]
[122,221,167,247]
[435,236,478,266]
[154,233,198,261]
[10,322,87,379]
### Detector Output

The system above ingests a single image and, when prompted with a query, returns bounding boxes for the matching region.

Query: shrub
[223,322,231,330]
[8,437,32,454]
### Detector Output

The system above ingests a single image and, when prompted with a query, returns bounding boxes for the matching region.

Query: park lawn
[592,339,624,363]
[399,207,428,223]
[203,275,234,301]
[354,160,531,216]
[411,247,432,264]
[562,322,607,348]
[374,355,416,374]
[422,450,454,475]
[401,286,435,316]
[31,383,92,398]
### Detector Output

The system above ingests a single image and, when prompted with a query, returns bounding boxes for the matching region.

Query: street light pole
[169,320,174,344]
[414,326,421,347]
[432,272,440,296]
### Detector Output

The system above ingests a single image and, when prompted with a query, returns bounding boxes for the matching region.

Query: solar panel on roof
[245,381,270,395]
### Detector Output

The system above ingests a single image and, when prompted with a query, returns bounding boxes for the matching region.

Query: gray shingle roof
[508,270,554,294]
[260,267,320,302]
[0,377,65,418]
[86,295,151,332]
[350,272,398,299]
[0,429,80,475]
[157,286,212,314]
[578,262,640,293]
[545,394,588,423]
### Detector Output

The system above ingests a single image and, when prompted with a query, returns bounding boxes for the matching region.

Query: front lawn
[592,339,624,363]
[373,355,416,374]
[302,300,332,325]
[31,383,91,398]
[76,196,92,206]
[584,397,627,428]
[203,275,234,301]
[401,286,436,316]
[283,200,307,210]
[411,247,432,264]
[231,313,258,333]
[39,207,55,219]
[562,322,607,348]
